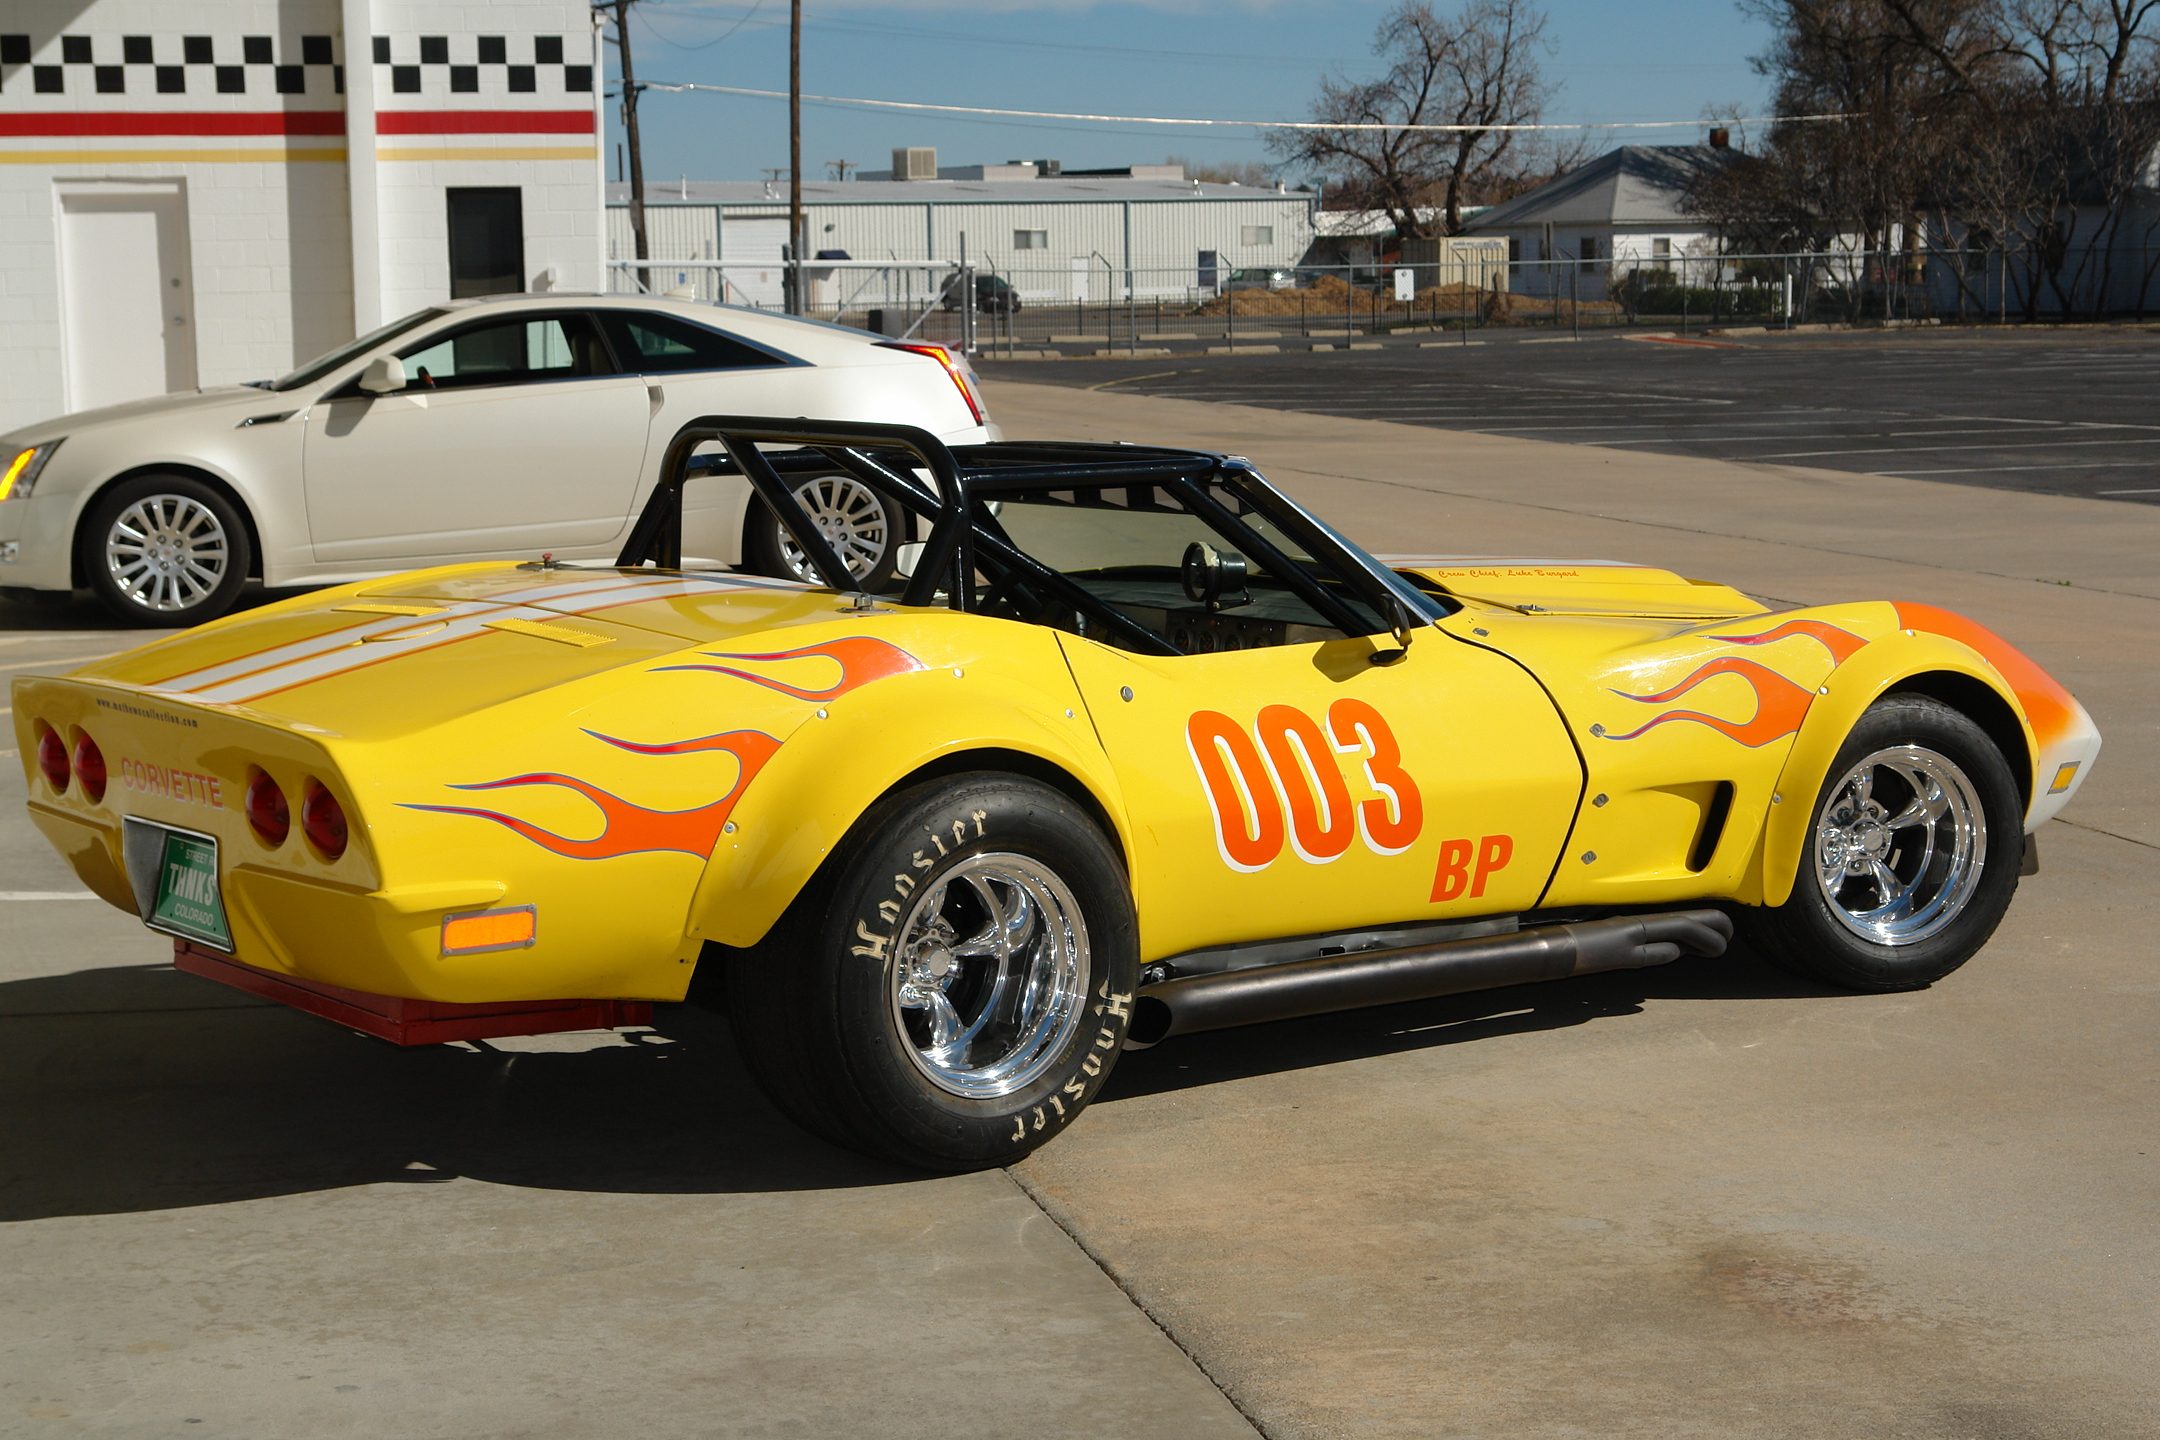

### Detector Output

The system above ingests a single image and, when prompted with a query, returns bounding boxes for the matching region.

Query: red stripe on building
[376,110,595,135]
[0,112,347,137]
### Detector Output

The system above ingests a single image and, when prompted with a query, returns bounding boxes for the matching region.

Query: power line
[642,80,1841,133]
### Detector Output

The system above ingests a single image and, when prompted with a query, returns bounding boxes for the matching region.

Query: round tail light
[71,733,107,803]
[246,771,290,847]
[35,726,70,793]
[302,782,348,861]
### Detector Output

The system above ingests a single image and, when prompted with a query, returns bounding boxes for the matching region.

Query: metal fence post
[1571,264,1579,340]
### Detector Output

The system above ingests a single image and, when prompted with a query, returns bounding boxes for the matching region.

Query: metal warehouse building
[605,158,1317,309]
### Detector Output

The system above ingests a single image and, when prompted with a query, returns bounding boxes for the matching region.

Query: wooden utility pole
[788,0,803,312]
[610,0,649,262]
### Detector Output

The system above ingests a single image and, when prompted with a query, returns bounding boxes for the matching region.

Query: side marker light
[442,906,538,956]
[2048,762,2080,795]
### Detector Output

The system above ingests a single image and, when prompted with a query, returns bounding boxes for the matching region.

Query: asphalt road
[5,381,2156,1438]
[985,326,2160,505]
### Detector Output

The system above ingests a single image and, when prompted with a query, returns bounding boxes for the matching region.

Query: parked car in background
[940,274,1023,314]
[0,296,995,625]
[1224,268,1297,291]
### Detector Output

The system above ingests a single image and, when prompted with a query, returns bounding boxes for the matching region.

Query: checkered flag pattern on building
[0,32,588,97]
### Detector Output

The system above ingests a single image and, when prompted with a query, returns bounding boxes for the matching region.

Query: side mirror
[358,355,406,394]
[1368,594,1415,666]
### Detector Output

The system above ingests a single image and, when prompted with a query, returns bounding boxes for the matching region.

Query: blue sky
[605,0,1774,185]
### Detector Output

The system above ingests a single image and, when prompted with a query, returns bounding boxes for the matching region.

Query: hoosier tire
[722,774,1139,1170]
[1742,693,2023,992]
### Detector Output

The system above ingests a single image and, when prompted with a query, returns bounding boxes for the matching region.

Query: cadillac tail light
[246,771,290,847]
[71,732,107,803]
[302,782,348,861]
[878,342,987,426]
[35,726,69,793]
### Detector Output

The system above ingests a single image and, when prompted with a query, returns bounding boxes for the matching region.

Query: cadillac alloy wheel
[83,474,252,626]
[744,473,902,591]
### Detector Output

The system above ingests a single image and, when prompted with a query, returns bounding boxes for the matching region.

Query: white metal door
[58,185,197,411]
[1071,255,1091,303]
[721,218,787,309]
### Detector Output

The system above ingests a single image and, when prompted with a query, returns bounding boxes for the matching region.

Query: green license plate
[148,826,233,951]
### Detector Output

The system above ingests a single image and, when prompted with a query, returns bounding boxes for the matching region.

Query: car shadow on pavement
[0,964,913,1223]
[0,584,318,632]
[1099,943,1842,1102]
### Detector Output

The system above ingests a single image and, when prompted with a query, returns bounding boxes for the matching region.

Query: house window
[1241,225,1273,246]
[1652,237,1672,273]
[1579,235,1598,273]
[1014,229,1048,250]
[1507,236,1520,276]
[446,188,525,298]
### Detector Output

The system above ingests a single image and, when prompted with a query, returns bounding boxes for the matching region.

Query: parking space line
[1754,436,2160,459]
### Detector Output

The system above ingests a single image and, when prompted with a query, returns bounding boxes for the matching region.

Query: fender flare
[681,689,1133,952]
[1754,629,2032,908]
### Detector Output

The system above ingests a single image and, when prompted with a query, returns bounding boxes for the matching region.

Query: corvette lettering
[119,757,224,810]
[1186,701,1424,872]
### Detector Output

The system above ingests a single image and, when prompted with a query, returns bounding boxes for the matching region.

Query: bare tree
[1268,0,1557,238]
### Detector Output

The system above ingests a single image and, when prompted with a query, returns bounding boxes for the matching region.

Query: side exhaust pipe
[1126,909,1734,1047]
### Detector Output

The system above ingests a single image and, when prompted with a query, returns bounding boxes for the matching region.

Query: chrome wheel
[104,493,230,613]
[1812,744,1988,946]
[776,475,890,581]
[889,852,1089,1099]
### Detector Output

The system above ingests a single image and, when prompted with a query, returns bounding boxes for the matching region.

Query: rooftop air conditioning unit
[894,147,937,181]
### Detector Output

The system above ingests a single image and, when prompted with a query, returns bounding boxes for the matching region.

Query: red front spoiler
[172,941,654,1046]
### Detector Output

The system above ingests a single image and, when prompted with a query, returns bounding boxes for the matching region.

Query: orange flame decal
[1606,657,1814,747]
[1709,618,1866,663]
[1893,602,2077,747]
[404,730,781,860]
[655,636,924,701]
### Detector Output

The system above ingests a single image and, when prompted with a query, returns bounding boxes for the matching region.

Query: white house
[1465,144,1736,298]
[0,0,606,432]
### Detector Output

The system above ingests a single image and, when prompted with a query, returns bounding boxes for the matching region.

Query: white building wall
[0,0,603,432]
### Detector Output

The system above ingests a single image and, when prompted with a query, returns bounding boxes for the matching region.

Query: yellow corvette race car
[15,418,2101,1170]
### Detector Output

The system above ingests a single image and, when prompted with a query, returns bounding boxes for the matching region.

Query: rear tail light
[246,771,290,847]
[35,725,70,793]
[878,341,987,426]
[302,782,349,860]
[442,905,537,955]
[71,732,106,803]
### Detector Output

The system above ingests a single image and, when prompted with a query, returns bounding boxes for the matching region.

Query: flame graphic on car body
[1708,618,1866,663]
[403,730,782,860]
[1605,657,1816,747]
[654,636,925,700]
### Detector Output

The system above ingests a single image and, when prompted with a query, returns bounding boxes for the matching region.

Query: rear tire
[81,473,251,626]
[741,471,902,591]
[1742,693,2022,991]
[721,774,1139,1170]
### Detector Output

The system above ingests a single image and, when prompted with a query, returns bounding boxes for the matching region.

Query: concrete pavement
[4,372,2156,1438]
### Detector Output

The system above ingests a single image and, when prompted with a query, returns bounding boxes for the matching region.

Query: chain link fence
[612,246,2160,354]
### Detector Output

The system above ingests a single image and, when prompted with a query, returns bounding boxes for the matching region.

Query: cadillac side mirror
[358,355,407,394]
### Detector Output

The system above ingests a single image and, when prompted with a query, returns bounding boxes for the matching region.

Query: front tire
[722,774,1139,1170]
[81,473,251,626]
[1743,693,2022,991]
[741,471,902,591]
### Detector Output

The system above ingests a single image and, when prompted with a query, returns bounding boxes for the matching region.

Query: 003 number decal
[1186,700,1424,873]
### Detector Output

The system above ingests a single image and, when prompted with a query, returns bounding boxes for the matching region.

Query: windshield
[269,308,446,391]
[980,474,1388,653]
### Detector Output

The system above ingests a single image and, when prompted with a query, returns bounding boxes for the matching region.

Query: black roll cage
[618,416,1439,658]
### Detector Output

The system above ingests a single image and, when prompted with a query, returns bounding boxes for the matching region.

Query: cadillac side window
[599,311,788,374]
[392,313,611,392]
